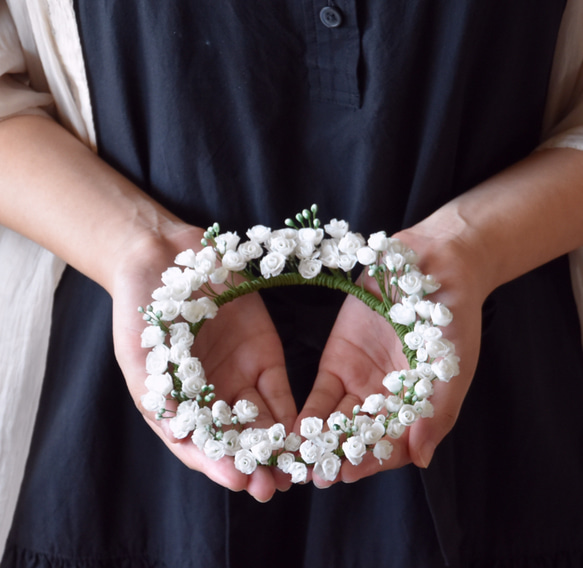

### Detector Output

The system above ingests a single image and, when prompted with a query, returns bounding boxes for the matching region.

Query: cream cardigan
[1,0,583,557]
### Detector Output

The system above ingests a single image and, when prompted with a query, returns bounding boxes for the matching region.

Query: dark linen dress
[3,1,583,567]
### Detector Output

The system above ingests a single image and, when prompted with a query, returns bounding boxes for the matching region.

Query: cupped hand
[296,231,485,487]
[110,224,297,502]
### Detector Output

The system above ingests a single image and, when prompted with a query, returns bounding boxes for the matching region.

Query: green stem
[190,271,417,366]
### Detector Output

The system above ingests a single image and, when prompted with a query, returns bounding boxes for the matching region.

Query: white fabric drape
[0,0,93,557]
[1,0,583,559]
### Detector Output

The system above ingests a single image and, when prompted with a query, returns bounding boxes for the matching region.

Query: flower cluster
[139,205,459,483]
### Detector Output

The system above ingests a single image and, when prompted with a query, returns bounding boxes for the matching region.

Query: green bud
[302,209,310,219]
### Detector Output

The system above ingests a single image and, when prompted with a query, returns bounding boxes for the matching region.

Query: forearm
[399,147,583,300]
[0,114,189,293]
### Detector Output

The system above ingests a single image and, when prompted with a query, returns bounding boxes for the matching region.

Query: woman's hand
[296,232,485,487]
[110,226,297,502]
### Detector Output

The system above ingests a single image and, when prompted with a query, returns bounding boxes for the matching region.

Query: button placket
[304,0,361,107]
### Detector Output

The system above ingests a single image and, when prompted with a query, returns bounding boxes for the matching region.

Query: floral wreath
[139,205,459,483]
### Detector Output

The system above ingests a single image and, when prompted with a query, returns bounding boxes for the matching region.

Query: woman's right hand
[110,225,298,502]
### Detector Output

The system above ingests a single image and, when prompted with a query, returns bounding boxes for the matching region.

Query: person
[1,1,583,566]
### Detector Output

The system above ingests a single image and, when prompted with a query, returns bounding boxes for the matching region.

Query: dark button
[320,6,343,28]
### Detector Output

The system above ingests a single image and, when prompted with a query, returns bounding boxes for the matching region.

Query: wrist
[393,206,493,306]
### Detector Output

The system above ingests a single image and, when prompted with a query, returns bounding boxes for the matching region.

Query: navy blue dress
[4,1,583,567]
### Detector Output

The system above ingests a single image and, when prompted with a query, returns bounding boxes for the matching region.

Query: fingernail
[419,440,436,469]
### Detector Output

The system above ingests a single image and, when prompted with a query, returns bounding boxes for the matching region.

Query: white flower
[233,400,259,424]
[384,252,406,272]
[246,224,271,243]
[169,406,197,439]
[174,249,197,268]
[414,300,435,320]
[140,390,166,413]
[382,371,403,394]
[294,240,316,259]
[342,436,367,466]
[431,303,453,327]
[414,377,434,399]
[404,331,424,351]
[299,440,323,464]
[385,395,404,413]
[367,231,391,251]
[314,431,339,452]
[185,268,207,291]
[422,274,441,293]
[360,421,386,445]
[324,218,349,239]
[169,322,194,346]
[176,356,205,381]
[210,267,229,284]
[182,297,218,323]
[211,400,232,425]
[338,232,365,255]
[297,227,324,246]
[338,253,358,272]
[402,369,419,388]
[260,251,287,278]
[146,344,171,375]
[361,393,386,415]
[327,411,351,433]
[319,239,340,268]
[181,375,206,398]
[415,321,442,340]
[386,418,406,438]
[373,440,393,464]
[221,430,241,456]
[234,449,258,475]
[398,404,419,426]
[300,416,323,439]
[145,373,173,396]
[432,354,460,382]
[267,423,286,449]
[204,439,226,461]
[239,428,266,449]
[414,399,435,418]
[193,246,217,276]
[356,246,377,266]
[313,452,342,482]
[415,362,436,381]
[151,299,182,321]
[353,414,374,434]
[180,300,207,323]
[194,406,213,428]
[221,250,247,272]
[169,342,191,364]
[268,230,297,257]
[215,231,240,254]
[277,452,296,473]
[389,303,417,326]
[151,285,173,301]
[398,271,424,295]
[191,427,212,449]
[238,240,264,261]
[416,347,428,362]
[141,325,166,348]
[298,258,322,279]
[200,297,219,319]
[251,440,273,464]
[425,338,454,358]
[289,461,308,483]
[284,432,302,452]
[161,269,193,301]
